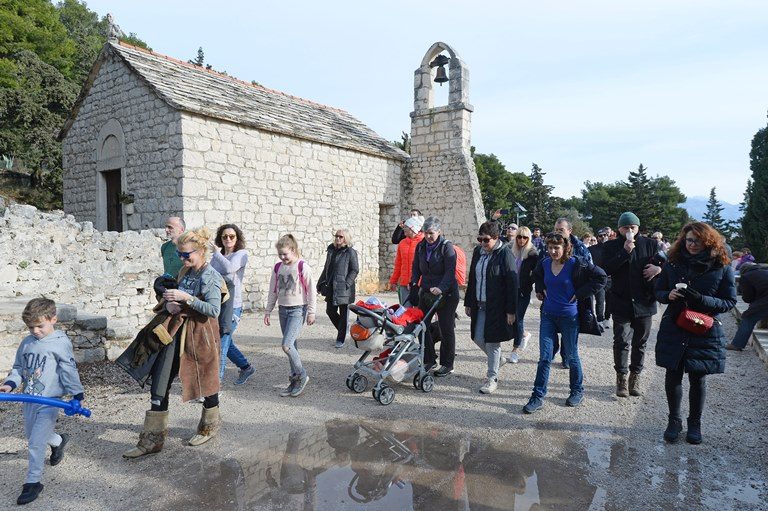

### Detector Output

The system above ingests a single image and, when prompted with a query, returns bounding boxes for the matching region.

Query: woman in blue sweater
[524,233,606,414]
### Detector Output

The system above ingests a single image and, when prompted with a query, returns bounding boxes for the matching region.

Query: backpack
[417,239,467,286]
[273,260,308,294]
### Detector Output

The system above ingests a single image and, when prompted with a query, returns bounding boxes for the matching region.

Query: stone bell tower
[405,42,485,253]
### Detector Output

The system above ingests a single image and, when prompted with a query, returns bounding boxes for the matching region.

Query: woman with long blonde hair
[508,226,538,363]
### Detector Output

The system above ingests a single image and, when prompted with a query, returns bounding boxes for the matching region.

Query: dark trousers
[326,302,349,343]
[422,291,460,369]
[595,288,606,322]
[612,313,653,374]
[665,367,706,420]
[151,337,219,411]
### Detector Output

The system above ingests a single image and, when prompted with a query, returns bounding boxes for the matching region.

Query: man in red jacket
[390,216,425,305]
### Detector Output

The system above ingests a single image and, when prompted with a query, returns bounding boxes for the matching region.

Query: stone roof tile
[107,42,407,161]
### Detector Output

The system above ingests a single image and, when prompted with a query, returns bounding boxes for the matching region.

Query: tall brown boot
[123,410,168,458]
[628,372,643,396]
[616,373,629,397]
[188,406,221,446]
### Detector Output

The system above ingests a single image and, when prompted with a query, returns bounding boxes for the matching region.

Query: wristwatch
[185,297,195,306]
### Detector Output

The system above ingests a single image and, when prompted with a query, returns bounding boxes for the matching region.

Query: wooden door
[104,169,123,232]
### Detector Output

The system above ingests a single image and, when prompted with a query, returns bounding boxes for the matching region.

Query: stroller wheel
[413,374,421,389]
[351,374,368,393]
[377,385,395,406]
[346,373,356,391]
[420,375,435,393]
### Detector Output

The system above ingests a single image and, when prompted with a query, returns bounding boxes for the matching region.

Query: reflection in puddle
[168,420,603,510]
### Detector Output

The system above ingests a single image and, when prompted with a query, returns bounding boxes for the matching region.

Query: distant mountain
[683,196,742,222]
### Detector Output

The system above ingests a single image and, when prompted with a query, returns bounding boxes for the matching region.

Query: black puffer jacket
[465,243,518,343]
[317,245,359,305]
[654,250,736,374]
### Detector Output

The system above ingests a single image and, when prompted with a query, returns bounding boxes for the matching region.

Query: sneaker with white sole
[507,352,520,364]
[480,378,498,394]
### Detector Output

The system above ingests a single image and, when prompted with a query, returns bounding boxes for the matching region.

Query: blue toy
[0,394,91,417]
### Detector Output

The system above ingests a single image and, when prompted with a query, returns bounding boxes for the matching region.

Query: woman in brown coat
[123,226,224,458]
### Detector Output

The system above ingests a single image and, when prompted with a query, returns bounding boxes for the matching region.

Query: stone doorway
[378,204,397,288]
[103,169,123,232]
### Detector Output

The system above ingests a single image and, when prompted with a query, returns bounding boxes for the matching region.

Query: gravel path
[1,292,766,510]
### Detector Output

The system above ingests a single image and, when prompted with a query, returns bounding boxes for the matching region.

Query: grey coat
[317,245,359,305]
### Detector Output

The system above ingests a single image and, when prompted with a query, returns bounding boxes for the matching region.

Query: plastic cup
[675,283,688,290]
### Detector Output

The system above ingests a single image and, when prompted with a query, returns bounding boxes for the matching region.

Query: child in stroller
[345,296,443,405]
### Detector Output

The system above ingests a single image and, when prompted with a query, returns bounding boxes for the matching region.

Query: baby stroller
[345,295,443,405]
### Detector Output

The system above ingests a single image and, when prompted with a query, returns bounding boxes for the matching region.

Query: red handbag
[676,308,714,335]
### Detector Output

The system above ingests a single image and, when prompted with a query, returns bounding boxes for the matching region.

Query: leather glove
[680,286,704,305]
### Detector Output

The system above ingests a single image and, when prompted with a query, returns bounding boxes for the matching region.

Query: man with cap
[389,215,425,305]
[601,212,663,397]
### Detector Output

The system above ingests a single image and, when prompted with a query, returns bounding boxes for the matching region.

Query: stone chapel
[59,39,485,306]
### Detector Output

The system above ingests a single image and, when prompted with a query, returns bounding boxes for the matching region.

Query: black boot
[17,483,44,505]
[50,433,69,466]
[663,416,683,443]
[686,418,702,444]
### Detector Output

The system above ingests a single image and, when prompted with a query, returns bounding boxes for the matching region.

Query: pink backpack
[273,260,308,294]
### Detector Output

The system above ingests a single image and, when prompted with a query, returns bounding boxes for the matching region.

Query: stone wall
[62,51,183,231]
[0,205,163,339]
[179,113,403,306]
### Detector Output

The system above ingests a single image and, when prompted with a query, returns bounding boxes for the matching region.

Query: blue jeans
[514,290,531,347]
[532,312,583,398]
[219,307,249,379]
[732,313,765,349]
[280,305,307,379]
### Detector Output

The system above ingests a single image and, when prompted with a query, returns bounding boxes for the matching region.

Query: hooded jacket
[390,232,425,287]
[654,250,736,374]
[4,330,84,399]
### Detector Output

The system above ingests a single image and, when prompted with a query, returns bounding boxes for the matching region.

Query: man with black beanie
[601,212,663,397]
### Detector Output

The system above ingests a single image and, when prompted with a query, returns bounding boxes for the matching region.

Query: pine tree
[742,117,768,261]
[703,187,727,233]
[625,164,654,229]
[189,47,205,66]
[526,163,554,228]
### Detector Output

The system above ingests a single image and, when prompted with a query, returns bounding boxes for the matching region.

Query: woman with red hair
[655,222,736,445]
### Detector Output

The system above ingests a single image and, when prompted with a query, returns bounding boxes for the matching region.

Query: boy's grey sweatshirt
[4,330,84,399]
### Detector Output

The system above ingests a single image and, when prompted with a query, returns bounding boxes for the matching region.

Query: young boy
[0,298,84,505]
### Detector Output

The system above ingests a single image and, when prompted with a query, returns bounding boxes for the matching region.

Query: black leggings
[151,339,219,411]
[665,366,706,420]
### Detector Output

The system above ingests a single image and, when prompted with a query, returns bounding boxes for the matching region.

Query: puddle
[166,420,603,510]
[163,420,766,510]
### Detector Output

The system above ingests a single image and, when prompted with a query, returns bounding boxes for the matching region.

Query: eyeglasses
[516,235,529,240]
[477,236,494,243]
[176,249,197,259]
[598,234,609,238]
[685,238,701,246]
[221,234,237,240]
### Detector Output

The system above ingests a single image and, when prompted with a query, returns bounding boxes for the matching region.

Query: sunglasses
[221,234,237,240]
[334,235,345,239]
[685,238,701,246]
[477,236,494,243]
[516,235,529,239]
[176,249,197,259]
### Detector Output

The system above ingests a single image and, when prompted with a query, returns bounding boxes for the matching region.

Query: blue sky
[83,0,768,203]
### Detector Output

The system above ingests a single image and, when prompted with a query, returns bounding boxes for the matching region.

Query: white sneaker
[520,332,531,351]
[480,378,498,394]
[507,352,520,364]
[498,357,508,369]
